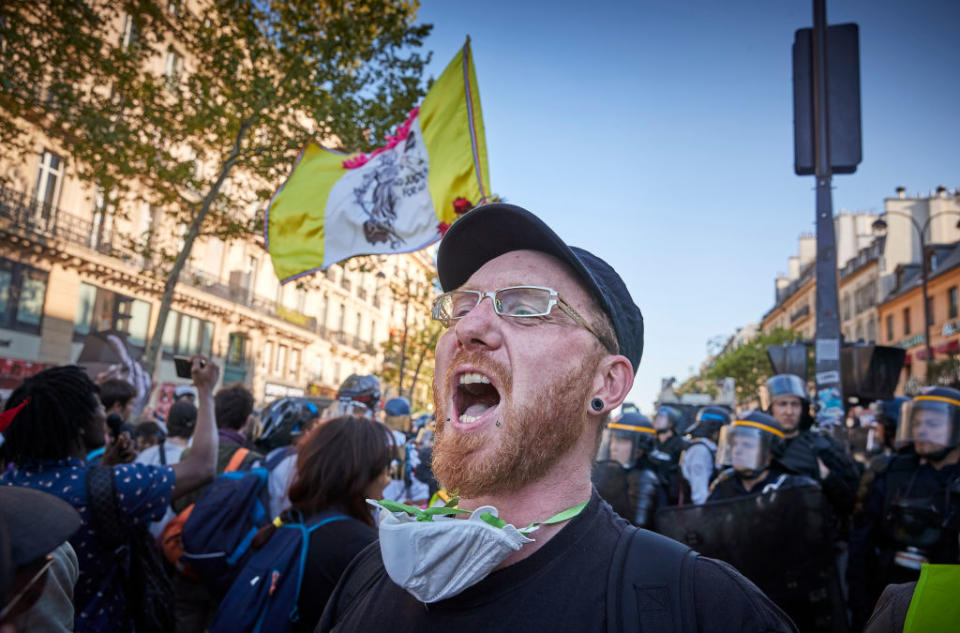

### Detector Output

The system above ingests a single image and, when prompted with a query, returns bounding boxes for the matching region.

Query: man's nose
[454,295,503,350]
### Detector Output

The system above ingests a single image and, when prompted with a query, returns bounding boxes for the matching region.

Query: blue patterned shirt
[0,457,175,633]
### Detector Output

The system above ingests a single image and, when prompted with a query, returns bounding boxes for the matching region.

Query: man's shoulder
[692,557,798,632]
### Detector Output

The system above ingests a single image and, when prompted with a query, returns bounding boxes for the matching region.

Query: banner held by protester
[265,38,490,283]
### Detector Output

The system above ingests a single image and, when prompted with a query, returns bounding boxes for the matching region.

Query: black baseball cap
[0,487,81,569]
[437,203,644,372]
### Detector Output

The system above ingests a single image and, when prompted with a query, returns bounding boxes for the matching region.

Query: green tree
[1,0,432,375]
[377,263,437,407]
[702,328,807,404]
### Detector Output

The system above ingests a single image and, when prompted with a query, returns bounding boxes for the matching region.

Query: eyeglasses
[0,556,53,621]
[432,285,614,352]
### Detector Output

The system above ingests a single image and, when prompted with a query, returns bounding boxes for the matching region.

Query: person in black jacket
[593,412,668,528]
[708,411,816,500]
[765,374,860,518]
[847,387,960,630]
[232,416,394,633]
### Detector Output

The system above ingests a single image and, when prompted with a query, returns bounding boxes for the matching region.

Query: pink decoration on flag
[341,106,421,170]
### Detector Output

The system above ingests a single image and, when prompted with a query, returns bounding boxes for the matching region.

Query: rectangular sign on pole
[793,23,862,175]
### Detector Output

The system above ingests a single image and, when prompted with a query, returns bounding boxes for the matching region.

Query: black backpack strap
[159,441,167,466]
[317,543,386,631]
[607,525,698,633]
[85,465,127,551]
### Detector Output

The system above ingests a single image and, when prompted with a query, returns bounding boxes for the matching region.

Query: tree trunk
[397,278,410,398]
[408,328,440,408]
[140,126,249,383]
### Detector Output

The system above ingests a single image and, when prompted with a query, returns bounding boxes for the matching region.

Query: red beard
[432,350,592,498]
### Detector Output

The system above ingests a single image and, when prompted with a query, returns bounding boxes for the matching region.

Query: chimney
[896,186,906,199]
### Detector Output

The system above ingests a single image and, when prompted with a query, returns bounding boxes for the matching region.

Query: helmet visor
[715,424,777,473]
[897,397,960,450]
[766,374,807,400]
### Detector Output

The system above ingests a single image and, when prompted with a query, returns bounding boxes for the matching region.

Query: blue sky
[415,0,960,412]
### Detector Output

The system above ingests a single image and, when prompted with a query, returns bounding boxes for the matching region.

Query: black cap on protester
[437,203,644,371]
[0,486,82,608]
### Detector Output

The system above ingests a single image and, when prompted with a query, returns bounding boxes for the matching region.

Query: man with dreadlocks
[0,357,220,633]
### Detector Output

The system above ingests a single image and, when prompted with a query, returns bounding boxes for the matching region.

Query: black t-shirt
[317,491,796,632]
[295,515,377,633]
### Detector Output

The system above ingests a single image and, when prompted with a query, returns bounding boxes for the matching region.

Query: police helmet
[896,387,960,455]
[653,405,683,431]
[335,374,381,418]
[599,412,656,467]
[256,397,321,451]
[384,397,412,434]
[766,374,807,400]
[715,411,786,478]
[687,405,731,439]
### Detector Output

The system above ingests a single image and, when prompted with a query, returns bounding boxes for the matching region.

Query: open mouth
[454,371,502,425]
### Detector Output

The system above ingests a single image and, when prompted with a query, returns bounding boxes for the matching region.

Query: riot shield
[654,484,847,633]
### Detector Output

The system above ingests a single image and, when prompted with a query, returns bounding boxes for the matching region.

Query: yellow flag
[265,39,490,283]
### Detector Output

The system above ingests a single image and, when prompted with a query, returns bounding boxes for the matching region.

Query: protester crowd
[1,202,958,632]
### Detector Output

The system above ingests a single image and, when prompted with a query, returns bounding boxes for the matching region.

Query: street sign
[793,24,862,175]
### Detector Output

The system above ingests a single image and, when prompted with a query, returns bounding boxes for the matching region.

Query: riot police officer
[680,405,730,504]
[766,374,860,518]
[593,412,668,528]
[848,386,960,629]
[688,411,845,632]
[653,404,688,503]
[709,411,817,500]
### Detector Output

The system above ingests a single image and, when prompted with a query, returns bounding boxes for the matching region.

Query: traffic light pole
[811,0,845,427]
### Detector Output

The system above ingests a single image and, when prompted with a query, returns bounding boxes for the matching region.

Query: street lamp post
[872,210,960,373]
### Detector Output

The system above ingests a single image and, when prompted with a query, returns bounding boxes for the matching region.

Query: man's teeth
[460,414,479,423]
[459,372,491,385]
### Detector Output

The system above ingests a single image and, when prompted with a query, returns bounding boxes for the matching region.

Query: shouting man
[318,203,795,632]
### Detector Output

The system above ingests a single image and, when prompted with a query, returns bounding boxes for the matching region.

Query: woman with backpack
[210,415,394,633]
[0,358,220,633]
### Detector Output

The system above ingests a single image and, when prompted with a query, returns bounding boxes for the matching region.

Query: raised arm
[170,355,220,500]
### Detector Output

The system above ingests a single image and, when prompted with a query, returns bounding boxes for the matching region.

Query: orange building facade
[877,243,960,392]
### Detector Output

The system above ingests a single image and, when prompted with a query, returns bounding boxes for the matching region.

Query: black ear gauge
[496,420,501,427]
[590,398,604,412]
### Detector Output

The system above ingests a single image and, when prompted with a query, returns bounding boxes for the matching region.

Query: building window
[164,48,183,91]
[903,308,911,336]
[867,317,876,343]
[74,283,152,348]
[289,349,300,378]
[0,258,48,335]
[120,12,137,49]
[886,315,894,342]
[263,341,273,369]
[227,333,246,364]
[950,287,958,320]
[370,319,377,342]
[161,311,213,357]
[338,302,346,332]
[33,149,64,220]
[275,345,287,374]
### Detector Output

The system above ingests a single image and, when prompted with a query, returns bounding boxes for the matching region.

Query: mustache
[442,349,510,392]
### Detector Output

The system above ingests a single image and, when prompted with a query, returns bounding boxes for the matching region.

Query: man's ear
[588,355,634,416]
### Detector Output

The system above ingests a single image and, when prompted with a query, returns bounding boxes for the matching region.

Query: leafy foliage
[702,328,807,404]
[0,0,432,373]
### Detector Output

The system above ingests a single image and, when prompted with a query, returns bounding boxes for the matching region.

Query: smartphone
[173,356,193,379]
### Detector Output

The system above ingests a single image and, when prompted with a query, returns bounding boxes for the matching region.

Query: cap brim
[438,203,610,315]
[0,487,81,567]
